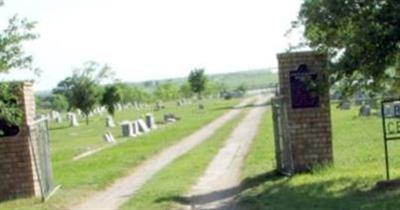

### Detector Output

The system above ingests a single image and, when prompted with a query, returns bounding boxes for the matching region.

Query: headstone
[137,119,150,133]
[71,114,79,127]
[55,115,63,123]
[116,103,123,111]
[132,121,142,136]
[121,121,135,137]
[67,112,72,120]
[383,104,395,118]
[134,102,139,110]
[155,101,165,111]
[50,111,59,121]
[103,131,116,143]
[145,113,157,129]
[359,104,371,116]
[164,113,180,123]
[339,100,351,110]
[106,116,115,128]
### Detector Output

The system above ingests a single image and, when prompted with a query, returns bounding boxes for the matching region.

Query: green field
[237,106,400,210]
[0,99,239,210]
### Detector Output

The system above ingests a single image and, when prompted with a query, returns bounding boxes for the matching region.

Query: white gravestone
[71,114,79,127]
[55,115,63,123]
[137,119,150,133]
[131,121,141,136]
[103,131,116,143]
[106,116,115,128]
[359,104,371,116]
[145,113,157,129]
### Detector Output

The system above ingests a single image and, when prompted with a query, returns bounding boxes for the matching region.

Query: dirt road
[184,96,269,210]
[70,98,255,210]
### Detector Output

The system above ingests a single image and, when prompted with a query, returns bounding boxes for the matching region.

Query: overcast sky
[0,0,303,91]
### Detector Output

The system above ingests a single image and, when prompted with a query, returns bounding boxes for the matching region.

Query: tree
[179,82,193,98]
[117,83,151,104]
[55,61,113,124]
[101,85,122,116]
[0,15,39,74]
[154,82,179,101]
[0,15,38,129]
[236,83,248,94]
[70,76,101,125]
[53,77,75,110]
[188,69,207,99]
[204,81,225,97]
[296,0,400,97]
[50,94,69,112]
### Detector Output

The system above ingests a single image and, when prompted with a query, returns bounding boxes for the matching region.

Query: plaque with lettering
[290,64,319,109]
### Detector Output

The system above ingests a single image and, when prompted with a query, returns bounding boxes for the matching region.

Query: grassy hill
[132,69,278,92]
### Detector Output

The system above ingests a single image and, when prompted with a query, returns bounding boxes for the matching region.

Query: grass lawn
[0,99,239,210]
[236,105,400,210]
[119,108,249,210]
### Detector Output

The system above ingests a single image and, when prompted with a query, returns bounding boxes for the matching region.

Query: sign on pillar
[274,51,333,174]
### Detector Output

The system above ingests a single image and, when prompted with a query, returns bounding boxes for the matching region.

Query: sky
[0,0,304,91]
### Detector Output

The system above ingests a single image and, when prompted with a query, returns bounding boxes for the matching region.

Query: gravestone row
[121,113,157,138]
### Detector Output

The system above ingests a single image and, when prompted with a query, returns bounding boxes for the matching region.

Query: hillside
[133,69,278,92]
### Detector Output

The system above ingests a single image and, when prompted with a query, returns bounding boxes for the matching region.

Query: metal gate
[28,117,55,201]
[271,96,294,175]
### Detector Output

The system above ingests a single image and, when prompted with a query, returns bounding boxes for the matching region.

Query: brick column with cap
[277,51,333,172]
[0,81,41,201]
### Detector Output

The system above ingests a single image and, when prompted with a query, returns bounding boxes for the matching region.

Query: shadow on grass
[156,170,400,210]
[235,175,400,210]
[155,171,284,208]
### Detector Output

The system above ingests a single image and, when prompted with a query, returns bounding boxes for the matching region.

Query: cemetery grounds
[0,98,240,210]
[1,99,400,210]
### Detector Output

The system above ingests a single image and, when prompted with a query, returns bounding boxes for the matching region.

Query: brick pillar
[277,51,333,172]
[0,81,41,201]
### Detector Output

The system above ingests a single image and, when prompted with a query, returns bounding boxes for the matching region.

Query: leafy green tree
[0,83,23,126]
[296,0,400,97]
[179,82,193,98]
[0,15,39,74]
[70,76,101,125]
[117,83,151,103]
[236,83,248,94]
[188,69,207,99]
[154,82,179,101]
[204,81,225,96]
[101,85,122,116]
[53,77,75,110]
[50,94,69,112]
[0,15,38,128]
[55,61,113,124]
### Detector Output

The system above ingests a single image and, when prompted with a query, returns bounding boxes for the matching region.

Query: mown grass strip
[119,109,249,210]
